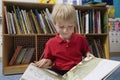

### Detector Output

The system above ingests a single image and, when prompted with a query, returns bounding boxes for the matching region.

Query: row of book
[88,39,105,58]
[76,9,106,34]
[9,46,35,66]
[4,5,106,34]
[4,5,56,34]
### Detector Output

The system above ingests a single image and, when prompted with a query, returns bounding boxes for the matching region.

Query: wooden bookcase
[2,1,109,75]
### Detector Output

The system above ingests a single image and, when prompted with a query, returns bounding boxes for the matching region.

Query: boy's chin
[60,34,72,40]
[63,36,71,40]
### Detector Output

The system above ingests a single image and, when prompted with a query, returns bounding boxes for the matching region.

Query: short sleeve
[43,41,55,61]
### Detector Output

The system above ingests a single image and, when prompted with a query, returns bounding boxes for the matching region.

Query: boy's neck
[59,34,71,41]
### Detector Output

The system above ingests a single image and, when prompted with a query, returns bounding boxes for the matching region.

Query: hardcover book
[9,46,23,65]
[20,57,120,80]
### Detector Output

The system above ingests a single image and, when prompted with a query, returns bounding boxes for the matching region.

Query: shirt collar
[55,33,75,43]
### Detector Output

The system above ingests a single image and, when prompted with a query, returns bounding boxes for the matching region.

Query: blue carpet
[0,57,120,80]
[105,57,120,80]
[0,63,22,80]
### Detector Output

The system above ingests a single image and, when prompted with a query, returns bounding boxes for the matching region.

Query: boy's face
[55,20,75,40]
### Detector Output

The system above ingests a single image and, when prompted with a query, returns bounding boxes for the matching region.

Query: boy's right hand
[34,59,53,68]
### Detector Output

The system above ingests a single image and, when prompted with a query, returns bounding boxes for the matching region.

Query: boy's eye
[69,26,73,28]
[59,26,64,28]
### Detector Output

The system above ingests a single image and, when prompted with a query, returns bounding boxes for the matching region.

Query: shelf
[85,33,108,36]
[3,64,28,75]
[2,1,109,75]
[3,34,56,36]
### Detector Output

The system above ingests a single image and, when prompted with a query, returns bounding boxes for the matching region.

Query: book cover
[4,6,11,34]
[24,48,35,64]
[12,6,21,34]
[15,48,27,64]
[9,46,23,65]
[26,12,34,34]
[35,9,44,33]
[21,48,35,64]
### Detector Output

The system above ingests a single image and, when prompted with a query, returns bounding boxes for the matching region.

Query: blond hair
[52,4,77,26]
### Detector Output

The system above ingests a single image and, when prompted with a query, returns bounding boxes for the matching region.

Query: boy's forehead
[56,20,74,24]
[55,20,75,26]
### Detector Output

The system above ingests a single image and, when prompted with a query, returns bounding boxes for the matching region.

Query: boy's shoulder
[46,36,57,44]
[46,33,86,44]
[73,33,85,39]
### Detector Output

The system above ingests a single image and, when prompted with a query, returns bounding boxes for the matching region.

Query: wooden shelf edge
[3,64,28,75]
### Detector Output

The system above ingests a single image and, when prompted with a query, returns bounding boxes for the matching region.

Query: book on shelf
[21,48,35,64]
[12,5,21,34]
[9,46,23,66]
[15,48,28,65]
[88,39,105,58]
[4,4,108,34]
[20,57,120,80]
[35,9,44,33]
[4,6,13,34]
[9,47,35,65]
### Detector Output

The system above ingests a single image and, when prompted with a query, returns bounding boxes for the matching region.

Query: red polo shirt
[43,33,90,70]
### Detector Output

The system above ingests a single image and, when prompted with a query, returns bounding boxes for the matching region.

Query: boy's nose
[63,28,69,32]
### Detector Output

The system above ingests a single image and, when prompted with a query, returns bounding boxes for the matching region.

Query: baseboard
[110,52,120,57]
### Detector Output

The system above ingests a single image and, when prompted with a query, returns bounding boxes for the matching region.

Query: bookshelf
[2,1,109,75]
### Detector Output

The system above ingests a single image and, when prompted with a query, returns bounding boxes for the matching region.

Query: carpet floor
[0,57,120,80]
[0,62,22,80]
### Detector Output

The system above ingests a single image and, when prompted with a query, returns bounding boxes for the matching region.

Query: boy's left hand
[86,52,94,58]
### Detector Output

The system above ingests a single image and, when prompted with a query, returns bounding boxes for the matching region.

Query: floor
[0,57,120,80]
[0,62,22,80]
[105,57,120,80]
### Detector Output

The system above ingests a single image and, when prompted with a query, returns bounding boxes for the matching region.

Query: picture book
[20,57,120,80]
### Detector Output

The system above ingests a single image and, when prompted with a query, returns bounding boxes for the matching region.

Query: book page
[20,63,64,80]
[20,58,120,80]
[63,58,120,80]
[83,59,120,80]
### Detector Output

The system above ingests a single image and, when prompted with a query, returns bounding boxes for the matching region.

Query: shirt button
[66,45,69,47]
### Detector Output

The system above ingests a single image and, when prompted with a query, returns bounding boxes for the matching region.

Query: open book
[20,57,120,80]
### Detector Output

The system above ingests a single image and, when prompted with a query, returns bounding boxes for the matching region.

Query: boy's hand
[84,52,94,61]
[86,52,94,58]
[34,59,53,68]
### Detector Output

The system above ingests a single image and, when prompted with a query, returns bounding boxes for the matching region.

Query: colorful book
[21,48,35,64]
[35,9,44,33]
[15,48,27,64]
[9,46,23,65]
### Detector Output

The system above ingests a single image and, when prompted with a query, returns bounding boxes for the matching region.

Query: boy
[35,4,93,75]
